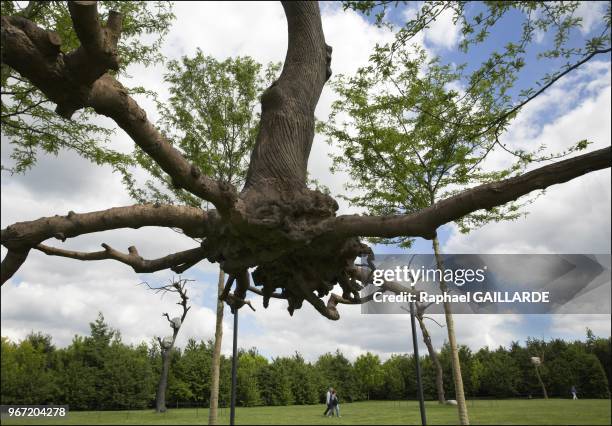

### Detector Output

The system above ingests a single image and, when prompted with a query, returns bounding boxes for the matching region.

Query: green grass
[2,400,610,425]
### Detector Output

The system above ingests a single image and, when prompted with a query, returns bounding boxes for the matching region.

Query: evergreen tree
[586,329,612,390]
[474,347,521,397]
[380,355,408,400]
[176,339,213,404]
[316,350,358,402]
[236,349,266,407]
[353,352,384,400]
[1,324,610,407]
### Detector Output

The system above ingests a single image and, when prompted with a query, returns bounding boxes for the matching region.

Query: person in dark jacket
[330,390,340,417]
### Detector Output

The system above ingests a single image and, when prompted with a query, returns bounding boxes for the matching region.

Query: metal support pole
[410,301,427,426]
[230,308,238,425]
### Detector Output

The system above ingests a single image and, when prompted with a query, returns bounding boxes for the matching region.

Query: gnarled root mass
[207,185,372,319]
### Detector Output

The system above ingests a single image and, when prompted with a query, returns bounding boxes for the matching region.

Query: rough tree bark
[0,0,610,333]
[208,268,225,425]
[157,348,172,413]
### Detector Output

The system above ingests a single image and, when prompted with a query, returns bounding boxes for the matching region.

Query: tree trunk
[152,280,188,413]
[156,349,171,413]
[208,268,225,425]
[243,2,330,191]
[433,236,469,424]
[416,313,446,404]
[534,366,548,399]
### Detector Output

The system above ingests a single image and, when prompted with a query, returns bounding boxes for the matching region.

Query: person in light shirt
[323,387,333,416]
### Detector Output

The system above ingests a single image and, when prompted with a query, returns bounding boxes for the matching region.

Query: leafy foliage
[236,349,266,407]
[321,46,533,246]
[345,2,611,80]
[1,1,174,174]
[125,51,280,207]
[353,352,384,400]
[1,318,610,408]
[315,350,358,402]
[323,1,609,245]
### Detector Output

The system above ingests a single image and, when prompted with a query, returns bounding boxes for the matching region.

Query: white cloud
[400,3,460,51]
[423,7,461,50]
[575,1,608,34]
[309,4,395,214]
[444,67,611,255]
[549,314,611,336]
[0,257,220,348]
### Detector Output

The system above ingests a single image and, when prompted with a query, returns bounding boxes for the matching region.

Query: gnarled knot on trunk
[203,186,371,319]
[236,185,338,231]
[260,81,284,113]
[203,186,341,270]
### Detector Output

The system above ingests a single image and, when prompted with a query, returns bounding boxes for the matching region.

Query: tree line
[1,313,609,410]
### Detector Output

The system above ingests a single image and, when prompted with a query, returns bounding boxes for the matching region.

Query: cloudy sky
[1,1,610,361]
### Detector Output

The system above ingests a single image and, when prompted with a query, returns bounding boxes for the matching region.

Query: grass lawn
[1,399,610,425]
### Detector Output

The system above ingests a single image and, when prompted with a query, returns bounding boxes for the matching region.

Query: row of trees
[1,314,609,410]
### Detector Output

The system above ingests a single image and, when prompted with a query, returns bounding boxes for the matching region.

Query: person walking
[323,387,333,416]
[571,385,578,400]
[331,389,340,417]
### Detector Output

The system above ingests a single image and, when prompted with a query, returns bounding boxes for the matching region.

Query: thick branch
[2,204,213,251]
[219,269,256,313]
[0,250,30,285]
[64,1,121,89]
[225,293,256,312]
[1,8,236,211]
[87,76,238,211]
[324,275,418,320]
[36,243,208,274]
[331,147,611,239]
[1,204,216,284]
[68,1,121,61]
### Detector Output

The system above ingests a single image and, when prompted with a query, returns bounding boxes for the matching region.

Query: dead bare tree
[530,345,549,400]
[400,293,446,405]
[1,2,610,322]
[415,303,446,404]
[143,277,192,413]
